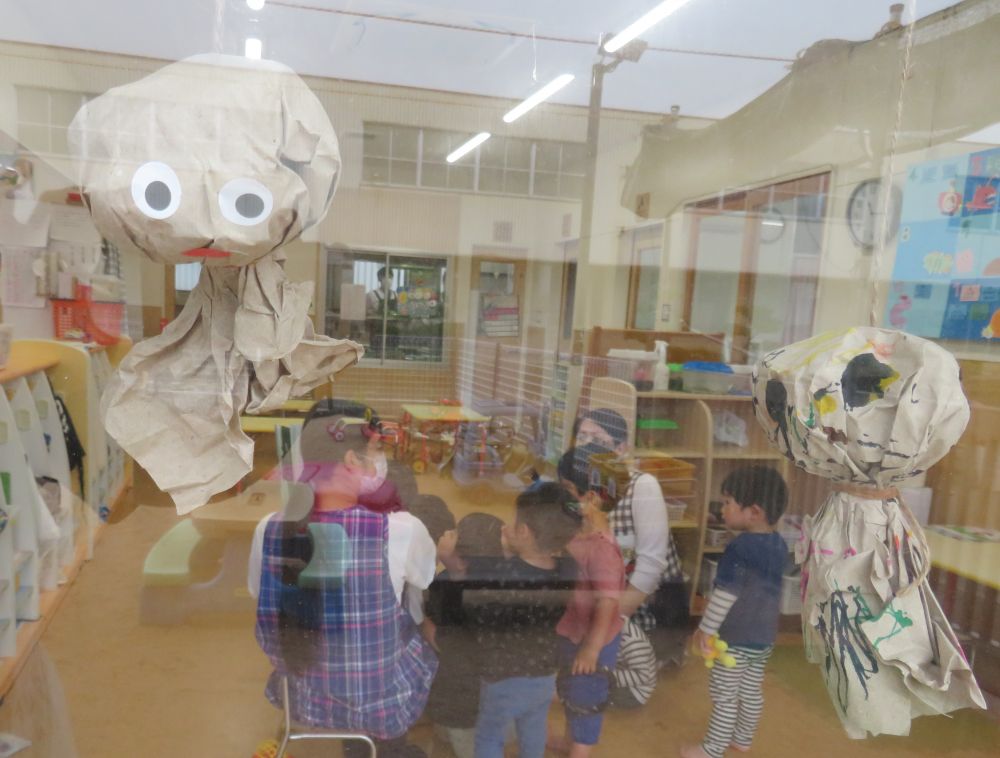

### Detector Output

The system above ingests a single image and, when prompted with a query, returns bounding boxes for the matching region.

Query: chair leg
[275,676,292,758]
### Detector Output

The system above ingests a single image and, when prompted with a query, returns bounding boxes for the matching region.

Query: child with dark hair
[681,466,789,758]
[248,416,437,757]
[409,494,456,547]
[473,483,583,758]
[552,446,626,758]
[423,512,506,758]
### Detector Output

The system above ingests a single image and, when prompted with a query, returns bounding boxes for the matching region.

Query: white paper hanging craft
[68,55,363,513]
[751,327,985,738]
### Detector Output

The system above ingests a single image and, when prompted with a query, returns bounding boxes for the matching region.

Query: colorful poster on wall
[885,148,1000,340]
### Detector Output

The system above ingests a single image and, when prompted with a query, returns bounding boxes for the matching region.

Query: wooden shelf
[703,545,727,554]
[0,481,130,699]
[712,449,785,460]
[635,447,705,459]
[670,520,700,530]
[0,344,60,385]
[637,390,753,402]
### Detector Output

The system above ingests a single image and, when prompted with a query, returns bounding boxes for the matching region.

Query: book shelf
[634,390,792,613]
[0,339,132,692]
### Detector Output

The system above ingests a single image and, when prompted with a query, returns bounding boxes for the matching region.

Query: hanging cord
[869,1,919,327]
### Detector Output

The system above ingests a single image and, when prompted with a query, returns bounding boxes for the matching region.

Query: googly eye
[218,178,273,226]
[131,161,182,219]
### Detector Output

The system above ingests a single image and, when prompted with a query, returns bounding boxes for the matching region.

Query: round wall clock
[847,179,902,250]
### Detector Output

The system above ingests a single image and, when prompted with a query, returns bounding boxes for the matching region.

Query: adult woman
[573,408,685,634]
[248,411,437,757]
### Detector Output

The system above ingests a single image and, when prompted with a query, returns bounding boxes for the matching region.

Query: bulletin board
[885,147,1000,341]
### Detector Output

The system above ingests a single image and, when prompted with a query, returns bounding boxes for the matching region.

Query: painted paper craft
[752,327,984,738]
[68,55,363,513]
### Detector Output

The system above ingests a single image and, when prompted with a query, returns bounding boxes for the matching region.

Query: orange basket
[591,451,697,499]
[52,298,123,345]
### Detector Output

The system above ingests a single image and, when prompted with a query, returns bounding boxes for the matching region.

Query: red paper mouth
[183,248,232,259]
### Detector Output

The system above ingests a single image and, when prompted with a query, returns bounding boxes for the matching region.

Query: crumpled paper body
[753,327,984,737]
[70,54,364,512]
[102,254,362,513]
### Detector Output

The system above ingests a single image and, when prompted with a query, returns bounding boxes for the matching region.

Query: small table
[140,480,312,624]
[925,530,1000,591]
[925,528,1000,696]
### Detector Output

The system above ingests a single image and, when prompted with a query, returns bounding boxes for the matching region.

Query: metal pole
[572,59,611,332]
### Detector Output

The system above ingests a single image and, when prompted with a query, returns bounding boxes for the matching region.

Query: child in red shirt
[552,445,626,758]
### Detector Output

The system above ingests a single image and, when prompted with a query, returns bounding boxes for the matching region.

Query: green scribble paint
[871,601,913,650]
[850,586,873,623]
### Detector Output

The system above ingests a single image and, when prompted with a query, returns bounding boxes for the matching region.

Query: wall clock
[847,178,902,250]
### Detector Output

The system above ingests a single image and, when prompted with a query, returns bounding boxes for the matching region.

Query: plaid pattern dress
[255,506,437,739]
[610,473,684,632]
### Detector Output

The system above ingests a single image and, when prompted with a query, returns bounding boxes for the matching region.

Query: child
[554,446,627,758]
[409,494,457,557]
[473,483,583,758]
[608,616,658,709]
[681,466,789,758]
[423,512,506,758]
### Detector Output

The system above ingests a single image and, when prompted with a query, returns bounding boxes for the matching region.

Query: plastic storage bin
[706,527,733,548]
[682,362,735,394]
[780,573,803,614]
[606,349,657,391]
[728,365,754,395]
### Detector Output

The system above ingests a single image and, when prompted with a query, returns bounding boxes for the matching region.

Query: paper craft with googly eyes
[751,327,984,738]
[68,55,364,513]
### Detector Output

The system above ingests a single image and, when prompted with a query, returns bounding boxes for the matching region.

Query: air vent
[493,220,513,243]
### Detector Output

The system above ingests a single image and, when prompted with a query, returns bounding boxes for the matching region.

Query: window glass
[5,3,999,756]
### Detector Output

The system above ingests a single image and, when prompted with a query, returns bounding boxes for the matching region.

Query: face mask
[357,453,388,495]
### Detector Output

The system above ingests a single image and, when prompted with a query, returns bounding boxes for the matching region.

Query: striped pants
[702,645,773,758]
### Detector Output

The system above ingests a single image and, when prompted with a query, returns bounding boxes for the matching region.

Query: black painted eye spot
[145,181,171,211]
[235,193,265,218]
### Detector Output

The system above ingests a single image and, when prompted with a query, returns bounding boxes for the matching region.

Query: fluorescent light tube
[247,0,266,10]
[502,74,575,124]
[245,37,262,59]
[603,0,694,53]
[447,132,491,163]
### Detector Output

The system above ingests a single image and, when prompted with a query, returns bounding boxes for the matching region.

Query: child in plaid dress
[249,414,438,758]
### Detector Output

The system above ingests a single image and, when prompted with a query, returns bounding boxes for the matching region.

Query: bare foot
[546,734,570,754]
[730,744,751,753]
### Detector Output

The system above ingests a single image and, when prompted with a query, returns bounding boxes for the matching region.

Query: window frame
[361,122,584,201]
[322,246,450,368]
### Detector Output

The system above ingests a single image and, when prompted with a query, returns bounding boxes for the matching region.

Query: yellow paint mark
[816,394,838,417]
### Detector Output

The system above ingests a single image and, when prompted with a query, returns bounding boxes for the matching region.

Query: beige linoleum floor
[0,467,996,757]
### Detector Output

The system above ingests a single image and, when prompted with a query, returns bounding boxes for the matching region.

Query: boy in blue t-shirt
[681,466,788,758]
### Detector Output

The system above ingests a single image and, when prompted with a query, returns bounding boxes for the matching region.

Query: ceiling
[1,0,962,119]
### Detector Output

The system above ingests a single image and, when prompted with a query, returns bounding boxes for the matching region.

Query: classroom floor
[0,467,997,757]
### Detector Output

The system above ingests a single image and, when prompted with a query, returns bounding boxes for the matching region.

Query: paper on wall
[0,198,49,247]
[340,282,366,321]
[49,203,102,244]
[753,327,985,738]
[69,54,363,512]
[0,246,46,307]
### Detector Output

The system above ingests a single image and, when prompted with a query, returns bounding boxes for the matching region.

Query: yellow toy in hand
[696,635,737,669]
[252,739,293,758]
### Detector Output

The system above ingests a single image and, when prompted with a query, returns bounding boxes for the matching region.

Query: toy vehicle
[327,416,370,442]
